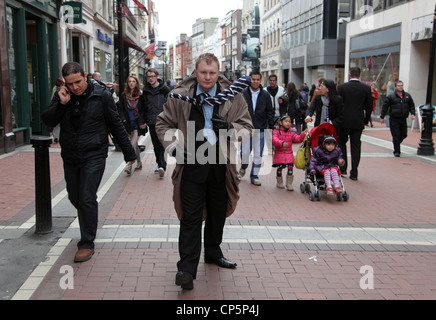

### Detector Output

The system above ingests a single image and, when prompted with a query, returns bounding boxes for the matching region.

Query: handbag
[295,133,310,170]
[295,96,308,112]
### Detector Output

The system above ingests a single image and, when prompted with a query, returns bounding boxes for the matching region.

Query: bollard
[31,136,53,234]
[417,105,435,156]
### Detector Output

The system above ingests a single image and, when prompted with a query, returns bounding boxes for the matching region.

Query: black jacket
[42,81,137,165]
[242,86,275,130]
[307,95,344,128]
[337,80,372,130]
[142,79,171,125]
[381,91,415,119]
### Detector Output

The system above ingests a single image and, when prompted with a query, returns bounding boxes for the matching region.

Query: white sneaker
[251,179,261,186]
[158,167,165,178]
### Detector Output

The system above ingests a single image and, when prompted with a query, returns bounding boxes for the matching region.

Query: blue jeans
[241,130,265,180]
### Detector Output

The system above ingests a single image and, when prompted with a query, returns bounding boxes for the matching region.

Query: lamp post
[117,0,125,95]
[417,5,436,156]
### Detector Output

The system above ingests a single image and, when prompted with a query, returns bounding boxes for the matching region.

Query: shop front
[2,0,59,152]
[349,25,401,116]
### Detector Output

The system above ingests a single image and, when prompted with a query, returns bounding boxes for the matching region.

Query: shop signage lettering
[97,29,112,45]
[62,1,83,24]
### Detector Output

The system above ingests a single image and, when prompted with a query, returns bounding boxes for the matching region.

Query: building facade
[260,0,282,85]
[345,0,435,117]
[0,0,152,154]
[281,0,350,88]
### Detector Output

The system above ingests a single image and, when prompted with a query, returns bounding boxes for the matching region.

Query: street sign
[62,1,83,24]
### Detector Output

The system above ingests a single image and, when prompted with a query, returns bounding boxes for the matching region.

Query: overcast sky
[154,0,243,44]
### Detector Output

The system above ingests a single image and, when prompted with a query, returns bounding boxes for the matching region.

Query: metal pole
[31,136,53,234]
[117,0,125,95]
[417,5,436,156]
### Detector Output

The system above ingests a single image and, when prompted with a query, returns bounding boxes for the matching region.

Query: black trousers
[64,158,106,249]
[149,124,167,170]
[389,116,408,154]
[178,166,228,278]
[338,128,363,178]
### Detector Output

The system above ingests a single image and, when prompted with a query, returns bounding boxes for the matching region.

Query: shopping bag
[295,133,310,170]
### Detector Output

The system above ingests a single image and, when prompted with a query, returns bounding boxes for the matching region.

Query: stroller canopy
[309,123,337,149]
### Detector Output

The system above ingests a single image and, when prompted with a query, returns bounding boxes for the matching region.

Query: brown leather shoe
[74,249,94,262]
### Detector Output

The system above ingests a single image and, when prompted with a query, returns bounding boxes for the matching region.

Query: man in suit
[155,53,253,290]
[337,67,372,180]
[239,70,275,186]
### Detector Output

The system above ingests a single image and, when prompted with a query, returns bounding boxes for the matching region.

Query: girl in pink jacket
[272,115,308,190]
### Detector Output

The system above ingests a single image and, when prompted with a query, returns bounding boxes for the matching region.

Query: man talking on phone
[42,62,137,263]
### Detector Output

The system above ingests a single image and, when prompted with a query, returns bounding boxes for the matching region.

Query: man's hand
[211,114,233,131]
[58,86,71,105]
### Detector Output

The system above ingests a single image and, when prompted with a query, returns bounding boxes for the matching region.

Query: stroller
[299,123,350,202]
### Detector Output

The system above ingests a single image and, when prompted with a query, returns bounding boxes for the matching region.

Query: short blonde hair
[195,53,219,70]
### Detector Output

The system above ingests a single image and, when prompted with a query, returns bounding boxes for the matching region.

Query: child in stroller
[309,135,344,195]
[300,123,349,201]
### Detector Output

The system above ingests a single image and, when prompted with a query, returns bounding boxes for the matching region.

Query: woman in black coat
[286,82,306,133]
[305,79,343,133]
[117,75,147,174]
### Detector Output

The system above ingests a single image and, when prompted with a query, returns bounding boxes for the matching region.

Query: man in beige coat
[156,53,253,290]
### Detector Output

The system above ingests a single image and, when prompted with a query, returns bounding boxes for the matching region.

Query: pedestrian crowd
[44,56,416,289]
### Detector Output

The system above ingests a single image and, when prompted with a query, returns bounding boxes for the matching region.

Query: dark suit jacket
[337,80,372,130]
[242,86,275,130]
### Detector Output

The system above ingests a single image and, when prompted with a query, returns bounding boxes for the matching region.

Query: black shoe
[205,256,237,269]
[349,176,358,181]
[175,271,193,290]
[394,152,400,157]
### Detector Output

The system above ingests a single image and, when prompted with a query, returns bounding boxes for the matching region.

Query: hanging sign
[62,1,83,24]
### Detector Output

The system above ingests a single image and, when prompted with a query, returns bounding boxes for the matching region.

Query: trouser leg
[178,178,206,279]
[64,158,106,249]
[204,171,228,260]
[149,124,167,170]
[389,117,402,154]
[349,129,362,178]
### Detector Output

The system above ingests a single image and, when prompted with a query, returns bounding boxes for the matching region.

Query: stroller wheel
[315,191,321,201]
[309,191,315,201]
[342,191,350,202]
[336,193,342,202]
[300,183,306,194]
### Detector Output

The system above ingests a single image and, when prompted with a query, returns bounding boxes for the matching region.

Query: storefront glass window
[105,52,112,82]
[94,48,101,75]
[6,6,19,129]
[350,51,400,115]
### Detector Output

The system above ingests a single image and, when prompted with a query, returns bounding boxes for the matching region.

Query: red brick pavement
[3,125,436,300]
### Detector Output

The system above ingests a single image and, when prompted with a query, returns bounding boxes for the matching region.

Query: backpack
[295,96,308,112]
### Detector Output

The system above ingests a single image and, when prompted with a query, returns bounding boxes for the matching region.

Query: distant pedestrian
[309,136,345,196]
[265,74,286,124]
[272,114,308,191]
[337,67,372,181]
[117,75,147,175]
[240,70,275,186]
[142,68,171,177]
[42,62,136,263]
[369,82,378,127]
[286,83,301,131]
[380,80,416,157]
[310,78,325,103]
